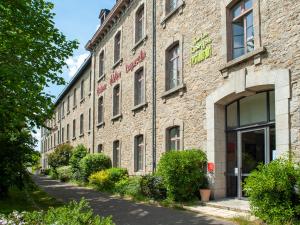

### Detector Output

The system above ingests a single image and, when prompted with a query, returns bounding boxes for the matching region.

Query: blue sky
[34,0,115,150]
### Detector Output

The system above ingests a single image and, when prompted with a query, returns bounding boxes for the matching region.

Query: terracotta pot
[200,189,211,202]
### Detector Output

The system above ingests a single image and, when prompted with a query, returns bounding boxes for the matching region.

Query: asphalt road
[33,175,234,225]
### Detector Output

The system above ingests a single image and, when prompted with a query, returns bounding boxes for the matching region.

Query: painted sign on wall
[126,50,146,73]
[109,71,121,86]
[191,33,212,65]
[97,83,107,96]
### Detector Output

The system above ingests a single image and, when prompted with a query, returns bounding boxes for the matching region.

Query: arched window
[98,96,104,124]
[113,84,120,116]
[166,42,180,91]
[135,4,145,43]
[166,126,180,151]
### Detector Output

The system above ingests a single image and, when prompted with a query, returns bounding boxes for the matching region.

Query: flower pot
[200,189,211,202]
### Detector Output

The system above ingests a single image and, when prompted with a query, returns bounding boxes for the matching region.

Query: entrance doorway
[225,91,276,198]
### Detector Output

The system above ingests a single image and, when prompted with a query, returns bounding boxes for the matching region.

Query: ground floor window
[166,126,180,151]
[134,135,144,172]
[113,140,120,167]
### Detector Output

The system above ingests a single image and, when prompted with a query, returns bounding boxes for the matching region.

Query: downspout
[152,0,157,172]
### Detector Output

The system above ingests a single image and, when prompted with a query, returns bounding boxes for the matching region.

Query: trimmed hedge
[140,174,167,200]
[79,154,112,182]
[89,168,128,191]
[244,159,300,225]
[157,149,207,201]
[57,166,72,182]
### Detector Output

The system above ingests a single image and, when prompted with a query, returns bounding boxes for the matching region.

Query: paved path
[33,175,234,225]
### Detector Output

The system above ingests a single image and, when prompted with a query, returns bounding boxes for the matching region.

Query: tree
[0,0,78,197]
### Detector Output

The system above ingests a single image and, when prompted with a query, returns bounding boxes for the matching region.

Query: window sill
[96,122,105,128]
[111,114,122,122]
[79,133,84,138]
[98,74,106,83]
[132,102,148,113]
[80,98,85,104]
[72,137,76,140]
[88,92,91,97]
[161,83,186,100]
[112,58,123,69]
[161,1,185,28]
[220,47,266,73]
[73,105,77,110]
[132,35,148,53]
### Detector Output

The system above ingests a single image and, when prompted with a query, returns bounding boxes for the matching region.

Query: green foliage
[244,159,300,225]
[115,177,142,199]
[43,169,51,176]
[48,144,73,170]
[79,154,112,182]
[49,169,58,180]
[70,144,88,180]
[57,166,72,182]
[140,174,167,200]
[89,168,128,192]
[157,149,207,201]
[0,199,114,225]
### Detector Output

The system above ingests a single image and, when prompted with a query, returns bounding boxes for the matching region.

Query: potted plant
[199,175,211,202]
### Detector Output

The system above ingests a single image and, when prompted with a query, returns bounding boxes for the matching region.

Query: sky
[33,0,115,150]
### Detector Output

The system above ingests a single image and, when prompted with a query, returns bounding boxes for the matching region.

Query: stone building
[41,0,300,199]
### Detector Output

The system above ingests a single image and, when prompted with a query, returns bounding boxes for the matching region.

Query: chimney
[99,9,110,25]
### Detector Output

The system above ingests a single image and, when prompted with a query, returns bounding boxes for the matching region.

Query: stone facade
[41,0,300,199]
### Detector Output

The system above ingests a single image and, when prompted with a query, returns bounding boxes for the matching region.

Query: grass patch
[231,216,263,225]
[0,179,62,215]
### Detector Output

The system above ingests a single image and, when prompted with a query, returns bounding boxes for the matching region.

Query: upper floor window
[58,108,61,121]
[166,0,178,14]
[57,130,60,144]
[66,124,69,141]
[113,84,120,117]
[80,80,84,100]
[230,0,254,59]
[166,43,180,91]
[73,88,77,106]
[167,126,180,151]
[67,95,70,112]
[72,119,76,138]
[114,31,121,64]
[61,127,64,143]
[134,67,145,106]
[54,133,56,146]
[134,135,144,172]
[88,108,91,131]
[99,51,105,77]
[98,96,104,123]
[135,5,145,43]
[62,102,65,118]
[113,140,120,167]
[80,114,84,135]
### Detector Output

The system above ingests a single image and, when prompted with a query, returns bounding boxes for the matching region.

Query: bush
[57,166,72,182]
[157,149,207,201]
[115,177,142,199]
[140,174,167,200]
[244,159,300,225]
[79,154,112,182]
[49,169,58,180]
[70,144,88,180]
[89,168,128,192]
[0,199,114,225]
[43,168,51,175]
[48,144,73,170]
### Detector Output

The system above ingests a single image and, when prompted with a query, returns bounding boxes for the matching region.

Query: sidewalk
[33,175,234,225]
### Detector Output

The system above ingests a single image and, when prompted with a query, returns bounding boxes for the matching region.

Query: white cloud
[65,53,89,77]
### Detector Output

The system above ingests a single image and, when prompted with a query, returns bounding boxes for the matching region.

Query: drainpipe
[152,0,157,173]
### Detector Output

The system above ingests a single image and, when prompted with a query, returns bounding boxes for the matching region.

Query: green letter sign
[191,33,212,65]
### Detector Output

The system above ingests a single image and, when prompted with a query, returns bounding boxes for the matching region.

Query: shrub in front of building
[114,177,143,200]
[79,154,112,182]
[89,168,128,192]
[140,174,167,200]
[157,149,207,202]
[48,144,73,170]
[244,158,300,225]
[57,166,72,182]
[69,144,88,180]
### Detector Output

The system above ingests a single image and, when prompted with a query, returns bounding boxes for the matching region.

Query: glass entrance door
[237,128,269,198]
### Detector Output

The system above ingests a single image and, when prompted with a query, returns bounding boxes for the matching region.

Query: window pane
[232,3,242,18]
[233,22,244,36]
[245,0,253,10]
[227,102,238,128]
[269,91,275,121]
[240,93,268,126]
[246,13,254,52]
[113,86,120,116]
[233,48,245,59]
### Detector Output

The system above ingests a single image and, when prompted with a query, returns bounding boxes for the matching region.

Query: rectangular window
[58,130,60,144]
[99,51,105,77]
[88,108,91,130]
[135,135,144,172]
[97,144,103,153]
[113,140,120,167]
[61,127,64,143]
[80,114,84,135]
[81,80,84,100]
[73,119,76,138]
[58,107,61,121]
[98,97,104,123]
[166,43,180,91]
[134,68,145,106]
[166,0,178,14]
[114,31,121,64]
[67,124,69,141]
[62,102,65,118]
[135,5,144,43]
[54,133,56,146]
[67,95,70,112]
[231,0,254,59]
[167,126,180,151]
[73,88,77,106]
[113,85,120,116]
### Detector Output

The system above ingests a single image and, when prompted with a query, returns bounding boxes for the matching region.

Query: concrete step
[204,199,250,213]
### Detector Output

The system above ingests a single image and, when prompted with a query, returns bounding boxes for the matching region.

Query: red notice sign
[207,162,215,172]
